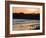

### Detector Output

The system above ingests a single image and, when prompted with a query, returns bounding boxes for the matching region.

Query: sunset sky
[13,7,40,14]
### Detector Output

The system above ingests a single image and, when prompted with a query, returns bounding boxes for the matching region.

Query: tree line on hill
[13,13,40,20]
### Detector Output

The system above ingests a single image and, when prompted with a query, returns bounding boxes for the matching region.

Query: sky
[13,7,40,14]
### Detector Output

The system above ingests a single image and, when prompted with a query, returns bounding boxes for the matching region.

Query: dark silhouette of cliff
[13,13,40,20]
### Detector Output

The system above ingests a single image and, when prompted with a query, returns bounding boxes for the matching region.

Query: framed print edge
[5,1,45,37]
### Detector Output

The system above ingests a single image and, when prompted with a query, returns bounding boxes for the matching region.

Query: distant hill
[13,13,40,20]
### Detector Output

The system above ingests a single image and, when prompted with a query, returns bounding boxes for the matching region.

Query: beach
[13,19,40,31]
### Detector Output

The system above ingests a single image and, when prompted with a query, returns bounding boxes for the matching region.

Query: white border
[10,4,43,34]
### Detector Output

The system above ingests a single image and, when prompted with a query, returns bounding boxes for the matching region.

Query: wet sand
[13,19,40,31]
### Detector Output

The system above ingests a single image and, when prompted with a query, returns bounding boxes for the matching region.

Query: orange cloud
[13,7,40,14]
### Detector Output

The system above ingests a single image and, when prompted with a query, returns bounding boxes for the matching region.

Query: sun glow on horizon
[13,7,40,14]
